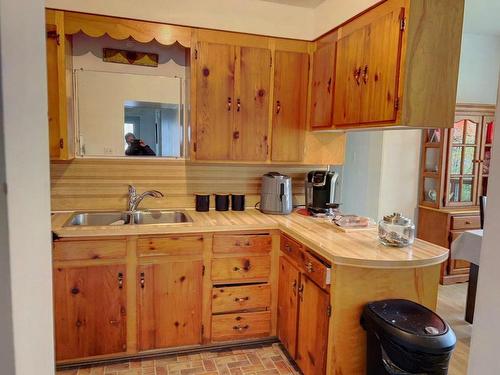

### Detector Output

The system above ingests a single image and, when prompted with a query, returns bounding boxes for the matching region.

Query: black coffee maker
[305,170,339,214]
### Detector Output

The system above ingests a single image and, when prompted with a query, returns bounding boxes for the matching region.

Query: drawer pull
[234,296,250,302]
[465,221,471,225]
[118,272,124,289]
[109,319,120,325]
[235,240,251,246]
[233,260,251,272]
[305,261,314,273]
[233,324,249,331]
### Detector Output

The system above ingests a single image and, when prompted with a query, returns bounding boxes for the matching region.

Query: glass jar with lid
[378,213,415,247]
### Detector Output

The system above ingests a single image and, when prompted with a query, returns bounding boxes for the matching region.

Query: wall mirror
[75,70,185,158]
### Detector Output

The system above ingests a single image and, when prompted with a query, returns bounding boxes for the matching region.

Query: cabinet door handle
[362,65,368,84]
[276,100,281,114]
[298,284,304,302]
[233,324,249,331]
[234,296,249,302]
[118,272,124,289]
[237,98,241,112]
[227,97,232,111]
[354,67,362,86]
[285,243,292,253]
[292,280,297,296]
[305,261,314,273]
[327,77,332,94]
[140,272,145,289]
[233,131,240,140]
[109,319,120,325]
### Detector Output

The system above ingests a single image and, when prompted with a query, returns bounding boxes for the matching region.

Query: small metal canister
[378,213,415,247]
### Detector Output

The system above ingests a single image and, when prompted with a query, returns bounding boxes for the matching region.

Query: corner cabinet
[310,0,465,130]
[418,103,495,284]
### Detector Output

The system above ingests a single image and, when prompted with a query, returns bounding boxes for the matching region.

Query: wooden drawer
[213,234,272,255]
[280,234,303,264]
[137,236,203,257]
[53,239,126,261]
[451,215,480,230]
[211,256,271,283]
[212,284,271,314]
[211,311,271,342]
[298,251,331,291]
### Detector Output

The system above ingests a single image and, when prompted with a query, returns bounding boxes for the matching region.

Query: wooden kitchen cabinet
[271,50,309,162]
[53,264,127,361]
[277,256,300,357]
[137,259,203,350]
[194,42,271,162]
[310,41,336,129]
[45,9,74,160]
[296,276,330,375]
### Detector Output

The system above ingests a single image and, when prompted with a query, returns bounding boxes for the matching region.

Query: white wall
[0,0,54,374]
[456,33,500,104]
[45,0,315,40]
[468,77,500,375]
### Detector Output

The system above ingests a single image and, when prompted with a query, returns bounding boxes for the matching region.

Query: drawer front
[137,236,203,257]
[299,251,331,290]
[211,256,271,283]
[451,215,480,230]
[212,284,271,314]
[53,239,126,261]
[211,311,271,342]
[280,234,303,263]
[213,234,272,255]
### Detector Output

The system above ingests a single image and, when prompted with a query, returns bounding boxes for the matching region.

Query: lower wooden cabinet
[137,259,203,350]
[53,264,127,361]
[277,244,331,375]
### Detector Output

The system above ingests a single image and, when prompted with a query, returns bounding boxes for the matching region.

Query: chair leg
[465,263,479,324]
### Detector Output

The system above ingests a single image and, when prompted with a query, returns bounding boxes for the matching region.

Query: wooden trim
[126,236,138,354]
[455,103,496,115]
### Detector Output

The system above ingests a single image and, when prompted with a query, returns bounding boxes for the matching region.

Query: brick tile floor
[57,343,299,375]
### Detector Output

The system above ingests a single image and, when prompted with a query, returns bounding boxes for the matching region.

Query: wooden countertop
[52,209,448,269]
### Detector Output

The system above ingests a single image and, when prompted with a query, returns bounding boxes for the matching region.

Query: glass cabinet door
[479,116,495,196]
[445,117,482,206]
[421,129,444,207]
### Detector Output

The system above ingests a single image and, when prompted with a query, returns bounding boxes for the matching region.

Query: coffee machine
[305,169,339,214]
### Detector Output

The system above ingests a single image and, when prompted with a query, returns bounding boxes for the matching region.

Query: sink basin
[64,210,192,226]
[132,210,192,225]
[65,212,130,227]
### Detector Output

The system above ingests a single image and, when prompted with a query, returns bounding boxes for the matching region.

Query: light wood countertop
[52,209,448,269]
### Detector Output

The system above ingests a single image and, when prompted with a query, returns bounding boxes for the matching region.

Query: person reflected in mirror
[124,133,156,156]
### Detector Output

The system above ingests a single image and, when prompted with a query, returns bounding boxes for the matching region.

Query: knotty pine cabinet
[53,265,127,361]
[311,0,464,130]
[277,235,331,375]
[194,42,271,162]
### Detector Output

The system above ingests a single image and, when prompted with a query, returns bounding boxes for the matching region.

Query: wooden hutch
[418,103,495,284]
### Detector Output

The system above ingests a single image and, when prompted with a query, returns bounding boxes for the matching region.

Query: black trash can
[361,299,456,375]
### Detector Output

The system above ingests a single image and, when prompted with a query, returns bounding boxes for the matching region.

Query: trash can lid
[362,299,456,354]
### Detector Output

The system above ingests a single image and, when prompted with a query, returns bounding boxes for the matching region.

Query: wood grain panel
[310,42,336,129]
[212,234,272,255]
[53,264,127,360]
[195,42,235,160]
[233,47,271,161]
[50,159,315,211]
[136,235,203,257]
[271,51,309,162]
[53,239,127,261]
[211,311,271,342]
[211,284,271,314]
[211,255,271,283]
[137,260,203,350]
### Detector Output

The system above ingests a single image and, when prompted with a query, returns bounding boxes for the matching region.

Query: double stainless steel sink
[65,210,192,227]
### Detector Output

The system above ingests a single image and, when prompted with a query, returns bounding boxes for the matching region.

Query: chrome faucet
[127,185,164,212]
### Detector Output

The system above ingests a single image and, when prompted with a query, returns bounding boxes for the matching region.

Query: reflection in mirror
[75,69,184,158]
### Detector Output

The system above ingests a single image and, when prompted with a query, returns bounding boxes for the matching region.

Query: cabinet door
[233,46,271,161]
[277,257,300,357]
[360,7,404,123]
[53,265,127,361]
[271,50,309,162]
[448,231,470,275]
[195,42,235,160]
[296,276,330,375]
[311,43,336,129]
[332,26,366,126]
[445,116,482,206]
[138,260,203,350]
[479,116,495,196]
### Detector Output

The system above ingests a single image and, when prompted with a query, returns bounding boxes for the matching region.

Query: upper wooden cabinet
[194,42,271,162]
[311,0,465,130]
[271,51,309,162]
[310,41,336,129]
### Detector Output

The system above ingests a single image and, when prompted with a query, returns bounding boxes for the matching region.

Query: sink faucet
[127,185,164,212]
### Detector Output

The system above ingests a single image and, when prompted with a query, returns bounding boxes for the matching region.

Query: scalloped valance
[63,11,192,48]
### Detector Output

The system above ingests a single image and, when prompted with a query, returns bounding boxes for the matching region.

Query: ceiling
[463,0,500,36]
[259,0,325,8]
